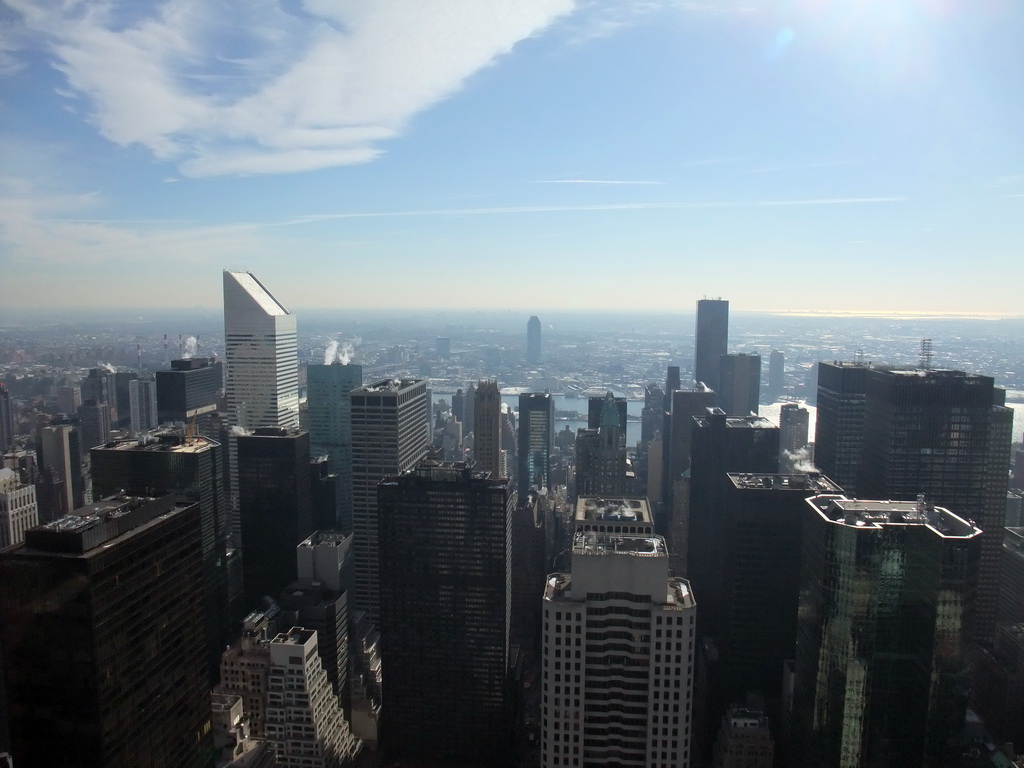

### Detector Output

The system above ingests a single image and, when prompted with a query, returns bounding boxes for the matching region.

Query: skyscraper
[665,385,717,502]
[237,427,313,611]
[78,399,111,451]
[817,366,1012,646]
[0,383,13,453]
[814,361,873,495]
[223,270,299,430]
[527,315,542,365]
[791,494,980,766]
[474,380,502,478]
[90,430,231,677]
[542,532,696,768]
[350,378,430,624]
[306,361,363,531]
[517,392,554,498]
[767,349,785,399]
[778,402,810,471]
[155,357,220,431]
[718,352,761,416]
[39,422,84,519]
[0,494,211,768]
[128,377,158,434]
[575,395,628,497]
[694,298,729,391]
[377,461,513,762]
[0,467,38,548]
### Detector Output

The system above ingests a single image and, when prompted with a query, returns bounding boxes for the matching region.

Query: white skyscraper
[128,378,158,434]
[542,532,696,768]
[0,468,38,548]
[223,271,299,431]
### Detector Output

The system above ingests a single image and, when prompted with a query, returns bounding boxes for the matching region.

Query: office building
[350,378,430,624]
[814,361,874,495]
[474,380,502,478]
[541,532,696,768]
[587,392,628,438]
[435,336,451,360]
[78,399,111,452]
[377,461,513,763]
[664,385,717,504]
[572,495,653,536]
[39,423,84,519]
[511,491,549,658]
[718,353,761,417]
[778,402,809,455]
[237,428,313,611]
[155,357,220,431]
[80,367,113,409]
[307,362,363,532]
[713,704,774,768]
[767,349,785,400]
[57,383,82,417]
[0,494,211,767]
[694,298,729,391]
[278,531,352,707]
[518,392,554,498]
[687,411,778,632]
[575,394,629,497]
[0,383,12,452]
[265,627,359,767]
[791,494,981,766]
[223,270,299,430]
[527,315,542,365]
[112,370,138,428]
[90,430,231,676]
[0,467,37,547]
[128,377,158,434]
[704,473,842,738]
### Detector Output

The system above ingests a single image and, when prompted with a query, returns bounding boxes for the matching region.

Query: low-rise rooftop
[729,473,843,493]
[575,496,651,526]
[807,494,980,538]
[572,531,666,557]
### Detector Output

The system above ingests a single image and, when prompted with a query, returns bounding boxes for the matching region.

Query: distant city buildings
[527,315,542,365]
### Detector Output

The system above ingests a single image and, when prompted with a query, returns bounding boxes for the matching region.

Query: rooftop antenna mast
[918,338,934,371]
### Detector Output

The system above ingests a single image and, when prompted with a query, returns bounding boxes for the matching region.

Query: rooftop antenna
[919,338,934,371]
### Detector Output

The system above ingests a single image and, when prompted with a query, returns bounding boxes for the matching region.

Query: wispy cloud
[0,175,266,265]
[3,0,575,176]
[534,179,666,185]
[279,196,906,224]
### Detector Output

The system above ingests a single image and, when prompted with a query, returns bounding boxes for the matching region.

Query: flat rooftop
[356,378,423,394]
[575,496,651,525]
[807,494,980,538]
[572,531,666,557]
[696,409,776,429]
[729,473,843,494]
[97,432,219,454]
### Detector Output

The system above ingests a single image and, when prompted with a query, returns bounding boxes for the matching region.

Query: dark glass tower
[377,461,512,763]
[0,494,211,768]
[90,431,230,678]
[526,315,542,365]
[694,298,729,391]
[517,392,554,498]
[816,366,1012,647]
[792,494,980,767]
[237,427,313,611]
[474,380,502,478]
[0,382,13,453]
[718,352,761,417]
[306,362,363,532]
[155,357,220,432]
[349,378,430,624]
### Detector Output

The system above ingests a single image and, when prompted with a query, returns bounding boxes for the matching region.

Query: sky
[1,0,1023,316]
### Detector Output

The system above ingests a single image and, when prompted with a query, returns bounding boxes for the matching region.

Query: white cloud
[4,0,575,176]
[0,175,266,265]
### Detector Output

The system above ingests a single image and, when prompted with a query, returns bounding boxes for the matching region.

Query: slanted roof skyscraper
[222,271,298,431]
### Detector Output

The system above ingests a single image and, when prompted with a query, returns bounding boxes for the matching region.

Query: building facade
[0,494,211,768]
[518,392,554,498]
[718,353,761,417]
[542,532,696,768]
[0,467,37,547]
[791,494,981,767]
[474,380,502,478]
[377,461,513,763]
[694,298,729,391]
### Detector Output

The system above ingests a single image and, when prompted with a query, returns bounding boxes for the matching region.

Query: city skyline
[1,1,1023,314]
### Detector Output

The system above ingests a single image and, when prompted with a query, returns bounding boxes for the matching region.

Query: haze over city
[2,0,1023,314]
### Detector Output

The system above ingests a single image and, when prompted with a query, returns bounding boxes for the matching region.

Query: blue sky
[1,0,1022,315]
